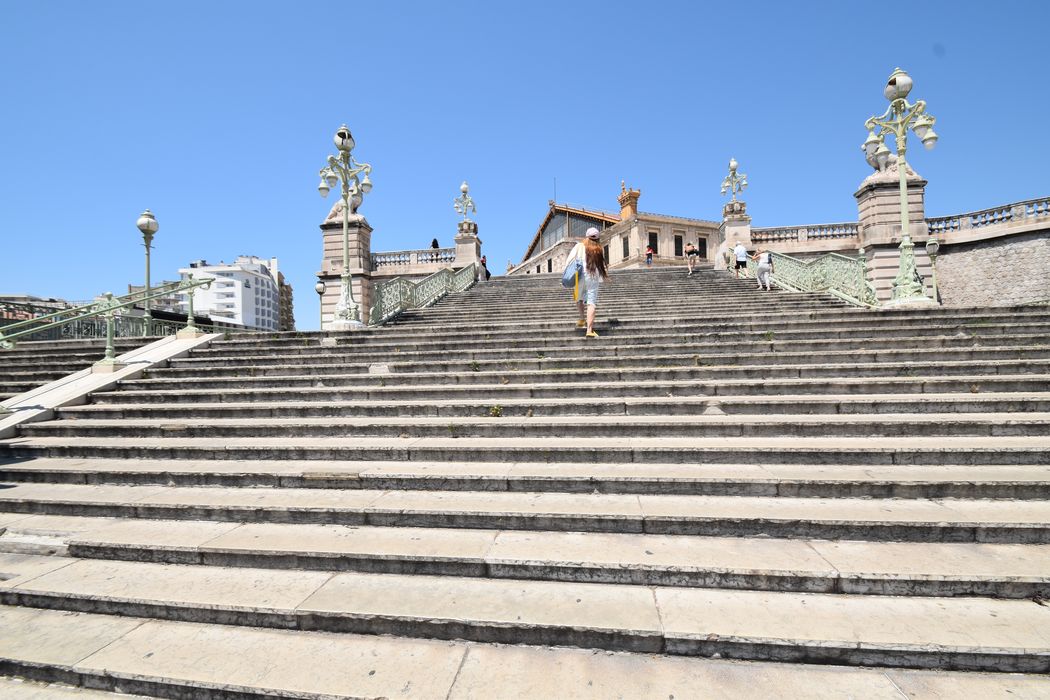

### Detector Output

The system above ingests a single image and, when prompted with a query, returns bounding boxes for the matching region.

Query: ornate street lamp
[136,210,159,330]
[317,124,373,326]
[925,237,941,303]
[454,181,476,221]
[720,158,748,203]
[314,279,326,329]
[862,68,939,305]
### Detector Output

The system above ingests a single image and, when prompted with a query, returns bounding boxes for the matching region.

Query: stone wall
[936,230,1050,307]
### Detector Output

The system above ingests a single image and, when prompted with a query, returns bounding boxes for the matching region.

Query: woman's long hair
[582,239,609,280]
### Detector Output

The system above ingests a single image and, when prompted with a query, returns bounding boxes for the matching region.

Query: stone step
[56,392,1050,420]
[144,346,1050,380]
[86,374,1050,404]
[17,517,1042,598]
[0,676,151,698]
[3,459,1047,499]
[5,607,1049,695]
[22,413,1050,440]
[1,481,1048,542]
[159,331,1050,369]
[110,358,1050,393]
[1,557,1048,670]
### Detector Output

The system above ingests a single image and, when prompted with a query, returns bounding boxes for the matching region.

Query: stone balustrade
[371,248,456,270]
[751,222,859,244]
[926,196,1050,237]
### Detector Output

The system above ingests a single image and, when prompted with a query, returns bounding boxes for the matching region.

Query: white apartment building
[178,256,284,331]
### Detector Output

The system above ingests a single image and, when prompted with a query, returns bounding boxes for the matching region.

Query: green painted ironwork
[0,276,217,350]
[747,252,878,308]
[369,263,478,326]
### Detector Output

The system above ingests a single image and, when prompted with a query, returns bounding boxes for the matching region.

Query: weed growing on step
[763,330,775,342]
[447,423,458,438]
[469,361,481,372]
[536,352,546,359]
[970,384,981,393]
[489,405,503,417]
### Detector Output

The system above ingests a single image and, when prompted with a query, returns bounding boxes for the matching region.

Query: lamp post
[136,210,159,331]
[862,68,939,305]
[925,237,940,303]
[317,124,373,327]
[314,279,326,329]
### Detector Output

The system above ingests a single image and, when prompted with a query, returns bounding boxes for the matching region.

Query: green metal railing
[747,252,879,308]
[369,263,478,326]
[0,276,218,357]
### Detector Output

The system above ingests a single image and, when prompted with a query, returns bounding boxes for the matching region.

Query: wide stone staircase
[1,267,1049,698]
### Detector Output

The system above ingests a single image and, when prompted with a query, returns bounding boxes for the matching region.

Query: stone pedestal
[719,201,752,269]
[455,220,482,278]
[91,360,127,374]
[317,204,374,329]
[855,164,934,303]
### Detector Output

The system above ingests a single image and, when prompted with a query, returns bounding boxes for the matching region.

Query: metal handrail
[746,251,878,308]
[0,279,192,337]
[0,276,214,353]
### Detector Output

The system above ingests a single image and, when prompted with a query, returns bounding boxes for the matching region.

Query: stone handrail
[368,262,477,326]
[926,196,1050,236]
[748,251,877,307]
[371,248,456,270]
[751,222,859,244]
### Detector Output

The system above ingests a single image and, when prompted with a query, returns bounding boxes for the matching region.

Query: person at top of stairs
[570,227,609,338]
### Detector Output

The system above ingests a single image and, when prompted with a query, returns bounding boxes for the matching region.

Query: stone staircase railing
[750,251,878,307]
[368,262,477,326]
[371,248,456,270]
[926,196,1050,236]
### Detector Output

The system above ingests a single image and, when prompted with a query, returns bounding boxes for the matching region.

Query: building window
[536,265,541,274]
[648,232,659,255]
[621,236,629,260]
[547,259,552,273]
[603,245,610,264]
[697,239,708,258]
[674,235,684,257]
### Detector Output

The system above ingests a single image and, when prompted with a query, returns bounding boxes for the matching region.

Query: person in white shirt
[733,242,749,279]
[568,228,610,338]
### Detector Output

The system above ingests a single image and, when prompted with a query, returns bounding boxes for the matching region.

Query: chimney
[618,180,640,220]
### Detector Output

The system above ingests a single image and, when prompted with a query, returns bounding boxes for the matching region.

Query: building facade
[508,182,720,277]
[177,256,293,331]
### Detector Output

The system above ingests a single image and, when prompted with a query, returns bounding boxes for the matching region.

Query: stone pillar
[316,201,374,327]
[854,163,933,302]
[718,200,752,270]
[454,220,482,279]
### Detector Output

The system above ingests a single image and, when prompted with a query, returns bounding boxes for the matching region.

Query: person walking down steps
[568,227,610,338]
[752,249,774,291]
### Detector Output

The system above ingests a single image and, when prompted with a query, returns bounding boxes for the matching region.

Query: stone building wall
[936,230,1050,307]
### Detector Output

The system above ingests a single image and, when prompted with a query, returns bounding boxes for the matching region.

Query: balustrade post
[92,293,128,374]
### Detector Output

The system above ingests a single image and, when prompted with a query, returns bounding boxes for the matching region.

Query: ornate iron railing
[371,248,456,270]
[748,252,878,307]
[368,263,477,326]
[926,196,1050,236]
[0,277,219,353]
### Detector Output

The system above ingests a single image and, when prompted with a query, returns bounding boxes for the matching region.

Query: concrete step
[1,557,1048,670]
[3,459,1047,499]
[159,331,1050,370]
[1,481,1048,542]
[56,392,1050,420]
[5,607,1049,696]
[110,359,1050,394]
[5,435,1050,468]
[9,516,1042,598]
[23,413,1050,440]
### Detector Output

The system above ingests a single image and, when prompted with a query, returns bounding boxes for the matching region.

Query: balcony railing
[751,222,859,244]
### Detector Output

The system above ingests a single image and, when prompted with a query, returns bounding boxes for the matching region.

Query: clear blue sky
[2,1,1047,328]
